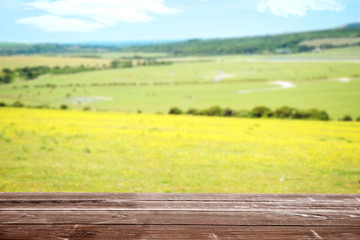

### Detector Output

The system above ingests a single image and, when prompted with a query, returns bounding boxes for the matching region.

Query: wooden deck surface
[0,193,359,239]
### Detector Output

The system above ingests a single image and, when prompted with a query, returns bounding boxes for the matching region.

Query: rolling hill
[123,23,360,55]
[0,23,359,56]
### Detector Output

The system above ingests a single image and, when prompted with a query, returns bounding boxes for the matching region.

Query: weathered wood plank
[1,193,359,201]
[1,210,359,226]
[1,193,359,239]
[0,200,358,211]
[0,225,359,240]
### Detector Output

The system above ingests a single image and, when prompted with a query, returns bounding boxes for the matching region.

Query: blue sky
[0,0,359,43]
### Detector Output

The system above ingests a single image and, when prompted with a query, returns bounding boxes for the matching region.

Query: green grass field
[0,52,359,118]
[62,52,169,59]
[0,56,111,70]
[0,108,359,193]
[300,37,360,47]
[1,78,359,119]
[163,46,360,61]
[0,47,359,193]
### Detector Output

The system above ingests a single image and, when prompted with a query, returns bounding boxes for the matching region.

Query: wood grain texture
[0,193,359,239]
[1,225,359,240]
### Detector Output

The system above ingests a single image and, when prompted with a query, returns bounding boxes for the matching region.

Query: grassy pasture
[0,56,112,70]
[11,61,360,84]
[1,78,359,118]
[163,46,360,62]
[0,59,359,118]
[62,52,169,59]
[278,46,360,60]
[300,37,360,47]
[0,108,359,193]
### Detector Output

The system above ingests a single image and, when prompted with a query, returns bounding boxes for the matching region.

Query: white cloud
[17,15,105,32]
[257,0,345,17]
[17,0,181,32]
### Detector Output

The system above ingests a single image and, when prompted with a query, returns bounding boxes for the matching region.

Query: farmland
[0,56,111,70]
[300,37,360,47]
[0,46,359,193]
[0,108,359,193]
[0,49,359,118]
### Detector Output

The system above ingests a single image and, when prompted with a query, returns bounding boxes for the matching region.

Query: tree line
[169,105,359,121]
[1,25,358,56]
[124,26,360,56]
[0,59,171,84]
[0,43,123,56]
[0,65,107,84]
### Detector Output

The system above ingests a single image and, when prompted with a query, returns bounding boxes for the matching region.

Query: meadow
[0,52,359,118]
[299,37,360,47]
[0,56,111,70]
[0,108,359,193]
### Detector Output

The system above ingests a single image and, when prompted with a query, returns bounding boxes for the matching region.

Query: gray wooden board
[0,193,359,239]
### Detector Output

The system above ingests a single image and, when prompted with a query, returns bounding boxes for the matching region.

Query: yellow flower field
[0,108,359,193]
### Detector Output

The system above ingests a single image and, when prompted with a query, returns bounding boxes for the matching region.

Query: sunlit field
[0,56,111,70]
[0,108,359,193]
[0,56,359,118]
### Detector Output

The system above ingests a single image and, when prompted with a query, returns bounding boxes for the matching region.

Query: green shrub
[2,68,12,74]
[274,106,297,118]
[187,108,199,115]
[167,105,332,121]
[299,109,330,121]
[34,104,50,109]
[12,101,24,108]
[342,115,353,121]
[236,110,253,118]
[356,117,360,122]
[0,75,13,84]
[291,109,304,119]
[83,106,91,111]
[223,108,236,117]
[195,109,206,115]
[316,111,330,121]
[60,104,69,110]
[204,105,223,116]
[0,102,6,107]
[252,106,272,118]
[169,107,182,115]
[111,60,132,68]
[301,109,317,119]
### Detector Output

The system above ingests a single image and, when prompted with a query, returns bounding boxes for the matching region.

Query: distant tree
[169,107,182,115]
[274,106,297,118]
[204,105,223,116]
[12,101,24,108]
[187,108,199,115]
[2,68,12,75]
[0,75,13,84]
[111,60,132,68]
[252,106,272,118]
[342,115,353,121]
[223,108,235,117]
[60,104,69,110]
[236,110,253,118]
[317,111,330,121]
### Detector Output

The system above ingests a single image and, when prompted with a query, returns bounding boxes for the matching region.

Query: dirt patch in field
[212,71,235,82]
[74,96,113,104]
[338,78,351,83]
[237,81,297,94]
